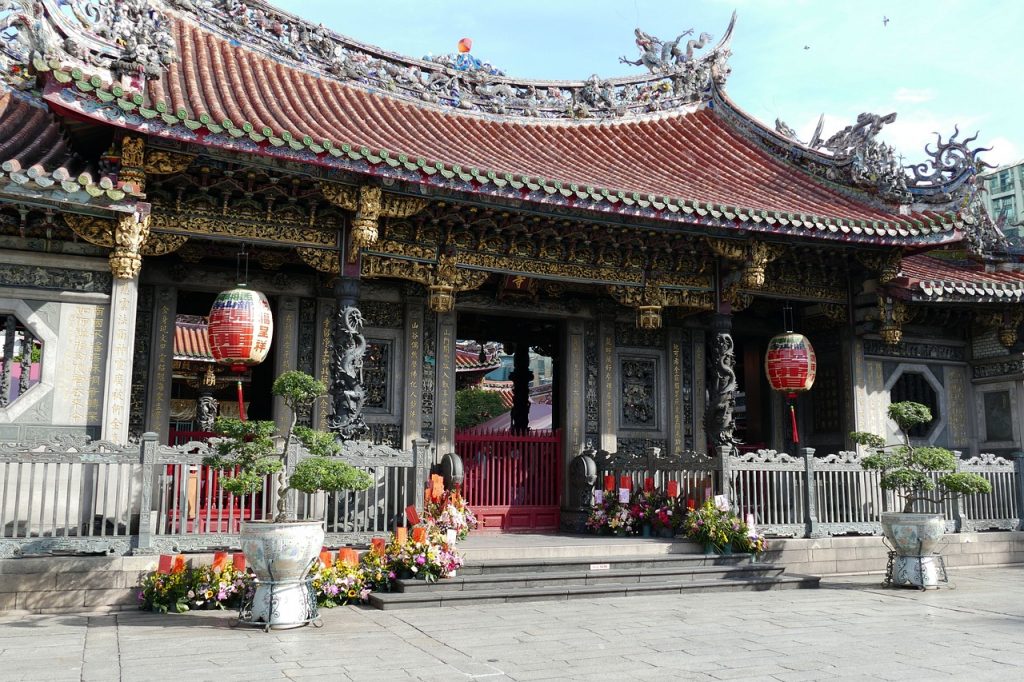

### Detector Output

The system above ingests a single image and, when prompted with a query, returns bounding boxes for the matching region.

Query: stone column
[145,285,176,443]
[509,342,533,432]
[565,319,587,503]
[669,327,686,455]
[402,298,425,450]
[100,278,139,443]
[435,311,457,456]
[597,317,616,452]
[329,277,369,441]
[273,296,300,433]
[706,312,737,453]
[313,297,334,431]
[101,210,150,444]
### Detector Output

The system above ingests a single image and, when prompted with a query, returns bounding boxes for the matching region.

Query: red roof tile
[174,316,213,361]
[43,17,953,244]
[897,254,1024,302]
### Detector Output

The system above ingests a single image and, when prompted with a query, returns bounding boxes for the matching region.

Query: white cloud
[892,87,934,104]
[979,137,1022,169]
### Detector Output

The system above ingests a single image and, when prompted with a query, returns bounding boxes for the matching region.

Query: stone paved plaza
[1,567,1023,681]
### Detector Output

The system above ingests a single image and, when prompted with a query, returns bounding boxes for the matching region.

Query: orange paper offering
[171,555,187,574]
[395,526,408,544]
[430,474,445,500]
[338,548,359,566]
[232,553,246,571]
[604,475,615,492]
[212,551,228,570]
[644,477,655,492]
[667,480,679,498]
[371,538,386,554]
[319,550,333,567]
[412,527,427,543]
[157,555,172,574]
[620,475,631,490]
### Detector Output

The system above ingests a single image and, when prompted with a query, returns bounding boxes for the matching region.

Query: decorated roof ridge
[159,0,737,121]
[17,1,960,245]
[41,61,960,247]
[710,79,992,210]
[0,84,142,203]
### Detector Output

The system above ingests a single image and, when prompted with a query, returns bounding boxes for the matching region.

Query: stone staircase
[368,551,820,610]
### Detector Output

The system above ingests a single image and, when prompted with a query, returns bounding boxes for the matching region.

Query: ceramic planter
[879,512,945,589]
[239,519,325,629]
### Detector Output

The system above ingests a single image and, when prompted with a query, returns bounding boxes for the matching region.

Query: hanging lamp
[206,247,273,420]
[764,303,816,444]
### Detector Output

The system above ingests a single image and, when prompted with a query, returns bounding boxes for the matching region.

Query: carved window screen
[619,356,658,430]
[0,314,42,408]
[363,339,391,412]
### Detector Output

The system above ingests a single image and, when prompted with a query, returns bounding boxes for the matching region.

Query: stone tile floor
[1,567,1023,681]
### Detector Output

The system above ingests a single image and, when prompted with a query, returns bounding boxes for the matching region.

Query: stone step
[458,552,752,576]
[394,563,785,593]
[456,534,704,562]
[369,573,821,610]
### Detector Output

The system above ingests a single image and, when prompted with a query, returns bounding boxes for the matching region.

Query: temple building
[1,0,1022,531]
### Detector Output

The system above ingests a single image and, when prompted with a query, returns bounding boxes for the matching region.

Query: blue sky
[274,0,1022,168]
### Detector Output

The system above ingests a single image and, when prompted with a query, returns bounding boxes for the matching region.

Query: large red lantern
[207,287,273,420]
[765,332,816,444]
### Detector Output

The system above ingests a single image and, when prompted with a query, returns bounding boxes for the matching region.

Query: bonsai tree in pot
[850,401,991,588]
[204,370,372,629]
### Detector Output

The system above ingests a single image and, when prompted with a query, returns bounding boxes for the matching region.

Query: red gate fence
[455,427,562,531]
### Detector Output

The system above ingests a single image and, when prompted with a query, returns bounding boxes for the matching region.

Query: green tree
[203,370,372,522]
[851,401,991,513]
[455,388,510,429]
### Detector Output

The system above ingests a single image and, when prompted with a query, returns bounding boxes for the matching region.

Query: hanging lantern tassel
[788,395,799,444]
[236,374,247,422]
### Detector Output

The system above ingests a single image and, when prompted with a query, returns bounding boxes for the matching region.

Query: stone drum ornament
[764,332,816,444]
[208,286,274,420]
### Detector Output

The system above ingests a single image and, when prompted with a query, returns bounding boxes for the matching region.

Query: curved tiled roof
[897,254,1024,302]
[0,87,142,201]
[38,12,956,244]
[174,315,213,361]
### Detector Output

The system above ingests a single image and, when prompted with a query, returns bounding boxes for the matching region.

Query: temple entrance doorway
[454,312,563,531]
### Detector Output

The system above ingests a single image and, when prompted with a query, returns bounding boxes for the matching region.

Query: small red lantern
[208,287,273,420]
[765,332,816,444]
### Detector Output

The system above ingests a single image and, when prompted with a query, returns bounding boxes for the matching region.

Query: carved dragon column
[706,312,738,454]
[328,276,370,442]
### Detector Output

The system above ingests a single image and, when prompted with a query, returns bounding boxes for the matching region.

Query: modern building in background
[980,160,1024,242]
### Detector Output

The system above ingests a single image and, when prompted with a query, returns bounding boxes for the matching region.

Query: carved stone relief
[619,357,658,429]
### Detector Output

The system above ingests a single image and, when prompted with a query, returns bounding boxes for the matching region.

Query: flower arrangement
[311,559,371,607]
[734,532,768,555]
[586,492,636,535]
[423,486,478,542]
[138,556,249,614]
[138,557,193,614]
[384,536,461,583]
[682,500,734,551]
[189,561,249,609]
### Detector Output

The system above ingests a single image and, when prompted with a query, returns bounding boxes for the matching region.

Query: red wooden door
[455,428,562,531]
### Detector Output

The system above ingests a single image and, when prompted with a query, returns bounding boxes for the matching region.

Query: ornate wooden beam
[320,183,429,260]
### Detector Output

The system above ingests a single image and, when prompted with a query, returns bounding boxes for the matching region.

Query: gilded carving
[296,247,340,274]
[706,238,783,289]
[821,303,848,324]
[144,150,195,175]
[140,233,188,256]
[254,250,287,271]
[109,213,151,279]
[370,237,436,260]
[857,250,903,284]
[320,183,429,260]
[607,283,714,329]
[360,254,487,313]
[64,214,115,247]
[998,308,1024,348]
[149,211,336,247]
[877,296,908,346]
[119,136,146,190]
[459,250,644,284]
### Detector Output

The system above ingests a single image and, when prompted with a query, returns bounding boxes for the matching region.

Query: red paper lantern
[764,332,816,398]
[207,287,273,370]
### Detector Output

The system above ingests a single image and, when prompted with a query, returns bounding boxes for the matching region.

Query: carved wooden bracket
[607,283,715,329]
[118,136,146,193]
[144,150,195,175]
[976,307,1024,348]
[296,247,340,274]
[856,249,903,284]
[360,254,488,312]
[65,212,153,279]
[320,183,429,261]
[877,295,908,346]
[706,238,784,288]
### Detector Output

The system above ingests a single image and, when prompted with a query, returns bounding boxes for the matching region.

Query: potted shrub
[851,401,991,588]
[204,371,373,629]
